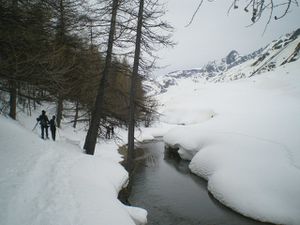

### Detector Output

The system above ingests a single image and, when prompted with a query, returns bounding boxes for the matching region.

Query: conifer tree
[124,0,174,171]
[0,0,52,119]
[83,0,119,155]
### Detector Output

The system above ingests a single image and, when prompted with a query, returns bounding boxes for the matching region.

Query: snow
[0,113,147,225]
[160,106,215,125]
[153,60,300,224]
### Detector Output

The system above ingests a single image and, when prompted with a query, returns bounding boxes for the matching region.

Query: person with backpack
[49,115,56,141]
[105,125,111,139]
[110,125,114,137]
[36,110,49,139]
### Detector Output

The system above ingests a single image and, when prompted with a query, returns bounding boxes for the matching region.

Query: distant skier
[36,110,49,139]
[105,125,111,139]
[49,115,56,141]
[110,125,114,137]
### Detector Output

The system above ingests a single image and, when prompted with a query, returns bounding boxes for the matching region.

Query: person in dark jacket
[110,125,114,136]
[105,125,111,139]
[36,110,49,139]
[49,115,56,141]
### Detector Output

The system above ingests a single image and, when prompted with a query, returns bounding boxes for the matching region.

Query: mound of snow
[189,132,300,225]
[160,107,215,125]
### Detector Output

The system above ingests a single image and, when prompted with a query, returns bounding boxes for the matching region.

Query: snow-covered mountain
[150,28,300,94]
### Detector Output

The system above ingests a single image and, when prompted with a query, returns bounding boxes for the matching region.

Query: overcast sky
[155,0,300,76]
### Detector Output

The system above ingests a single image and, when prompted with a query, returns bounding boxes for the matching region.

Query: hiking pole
[32,121,39,131]
[57,127,61,139]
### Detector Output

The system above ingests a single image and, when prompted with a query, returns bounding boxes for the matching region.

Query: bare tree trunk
[28,98,32,116]
[9,80,17,120]
[55,0,67,129]
[56,95,63,128]
[83,0,119,155]
[126,0,144,172]
[9,0,18,120]
[73,99,79,128]
[33,89,37,110]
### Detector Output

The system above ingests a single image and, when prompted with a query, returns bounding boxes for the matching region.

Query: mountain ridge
[146,28,300,95]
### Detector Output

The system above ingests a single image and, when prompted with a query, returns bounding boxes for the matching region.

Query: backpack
[39,115,48,126]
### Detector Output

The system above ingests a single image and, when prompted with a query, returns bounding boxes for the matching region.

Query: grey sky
[155,0,300,76]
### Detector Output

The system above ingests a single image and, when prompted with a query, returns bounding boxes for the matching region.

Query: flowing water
[129,141,272,225]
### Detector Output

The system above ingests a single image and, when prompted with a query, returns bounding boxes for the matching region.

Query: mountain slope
[151,28,300,94]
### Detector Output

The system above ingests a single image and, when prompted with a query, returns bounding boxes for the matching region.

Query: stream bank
[119,140,273,225]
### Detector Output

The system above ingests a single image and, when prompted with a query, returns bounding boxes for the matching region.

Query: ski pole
[57,127,61,138]
[32,121,39,131]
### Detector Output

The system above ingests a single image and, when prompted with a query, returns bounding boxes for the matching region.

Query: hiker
[49,115,56,141]
[110,125,114,136]
[105,125,111,139]
[36,110,49,139]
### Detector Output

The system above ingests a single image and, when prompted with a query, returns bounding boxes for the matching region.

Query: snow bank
[160,106,215,125]
[134,122,177,143]
[0,115,147,225]
[163,126,206,160]
[189,132,300,224]
[161,60,300,224]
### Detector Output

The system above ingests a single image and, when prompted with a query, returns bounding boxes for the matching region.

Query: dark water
[129,141,272,225]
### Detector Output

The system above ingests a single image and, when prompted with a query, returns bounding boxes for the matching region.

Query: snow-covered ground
[0,110,147,225]
[142,59,300,224]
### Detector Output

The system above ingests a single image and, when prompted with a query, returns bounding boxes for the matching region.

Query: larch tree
[126,0,144,172]
[0,0,52,119]
[83,0,120,155]
[124,0,174,172]
[48,0,86,128]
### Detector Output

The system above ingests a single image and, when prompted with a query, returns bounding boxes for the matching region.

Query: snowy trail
[0,116,147,225]
[2,139,80,225]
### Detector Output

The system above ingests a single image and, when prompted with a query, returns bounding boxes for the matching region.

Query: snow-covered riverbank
[141,60,300,224]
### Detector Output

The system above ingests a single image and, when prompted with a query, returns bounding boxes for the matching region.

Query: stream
[128,140,272,225]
